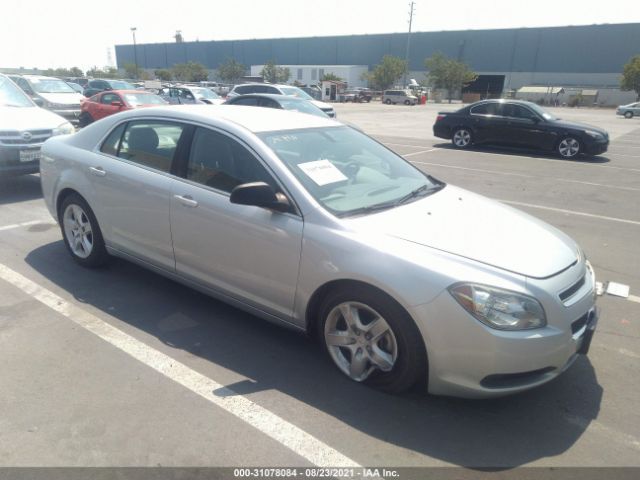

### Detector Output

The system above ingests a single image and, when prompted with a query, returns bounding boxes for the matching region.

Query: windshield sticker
[298,160,347,186]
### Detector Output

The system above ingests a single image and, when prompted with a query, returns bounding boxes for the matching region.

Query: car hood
[0,106,67,130]
[347,185,579,279]
[310,99,334,110]
[550,119,607,136]
[37,92,84,105]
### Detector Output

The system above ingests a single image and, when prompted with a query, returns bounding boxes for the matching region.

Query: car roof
[11,74,60,81]
[119,104,337,133]
[229,93,306,102]
[234,83,294,89]
[104,90,148,95]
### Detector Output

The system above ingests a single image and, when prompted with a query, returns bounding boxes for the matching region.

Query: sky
[1,0,638,72]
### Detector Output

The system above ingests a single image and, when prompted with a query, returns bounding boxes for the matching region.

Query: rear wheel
[451,127,473,148]
[624,111,633,119]
[404,100,411,105]
[318,286,427,393]
[557,136,581,159]
[78,112,93,128]
[59,194,108,268]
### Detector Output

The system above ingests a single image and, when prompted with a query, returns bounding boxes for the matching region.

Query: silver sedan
[40,105,598,398]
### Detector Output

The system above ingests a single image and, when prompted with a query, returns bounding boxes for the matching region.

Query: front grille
[571,313,588,335]
[0,129,53,146]
[559,274,586,302]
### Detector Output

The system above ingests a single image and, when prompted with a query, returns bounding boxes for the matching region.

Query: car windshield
[123,93,167,106]
[0,76,33,107]
[527,102,556,121]
[278,99,328,118]
[30,78,76,93]
[108,80,136,90]
[259,126,444,217]
[190,87,219,99]
[279,86,313,100]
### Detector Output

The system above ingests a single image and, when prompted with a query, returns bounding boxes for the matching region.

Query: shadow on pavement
[0,174,43,205]
[433,143,611,164]
[26,241,603,468]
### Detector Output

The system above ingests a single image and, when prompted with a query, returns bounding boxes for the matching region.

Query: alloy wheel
[324,301,398,382]
[453,129,471,147]
[558,137,580,158]
[63,204,94,259]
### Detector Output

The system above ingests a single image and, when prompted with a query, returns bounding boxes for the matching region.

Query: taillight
[436,114,446,122]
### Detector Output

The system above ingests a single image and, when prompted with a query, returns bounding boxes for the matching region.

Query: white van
[382,89,418,105]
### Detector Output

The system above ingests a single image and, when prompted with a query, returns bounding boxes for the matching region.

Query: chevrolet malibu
[40,105,598,398]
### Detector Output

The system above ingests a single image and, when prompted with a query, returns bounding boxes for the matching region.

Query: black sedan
[224,93,330,118]
[433,100,609,159]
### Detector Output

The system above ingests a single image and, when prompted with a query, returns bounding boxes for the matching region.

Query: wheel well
[56,188,82,217]
[305,279,407,337]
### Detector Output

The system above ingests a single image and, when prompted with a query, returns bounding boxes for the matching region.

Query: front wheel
[60,194,109,268]
[318,286,427,393]
[624,111,633,119]
[557,136,581,159]
[384,99,392,105]
[451,128,473,148]
[404,100,411,105]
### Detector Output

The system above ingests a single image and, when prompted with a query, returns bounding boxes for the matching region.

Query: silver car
[616,102,640,119]
[40,106,598,398]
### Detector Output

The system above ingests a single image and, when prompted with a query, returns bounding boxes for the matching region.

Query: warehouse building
[115,23,640,103]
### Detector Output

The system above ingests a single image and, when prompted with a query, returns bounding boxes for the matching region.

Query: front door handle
[174,194,198,208]
[89,166,106,177]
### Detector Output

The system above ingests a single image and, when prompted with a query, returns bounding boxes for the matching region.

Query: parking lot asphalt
[0,103,639,469]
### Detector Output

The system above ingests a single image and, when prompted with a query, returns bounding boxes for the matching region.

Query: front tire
[404,100,411,105]
[318,286,427,393]
[451,127,473,148]
[59,193,109,268]
[384,99,392,105]
[624,111,633,119]
[78,112,93,128]
[557,136,582,159]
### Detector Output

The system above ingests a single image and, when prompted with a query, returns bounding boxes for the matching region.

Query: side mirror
[33,97,44,107]
[111,101,124,108]
[230,182,291,212]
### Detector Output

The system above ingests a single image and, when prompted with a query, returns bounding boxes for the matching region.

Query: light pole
[131,27,138,79]
[403,2,415,88]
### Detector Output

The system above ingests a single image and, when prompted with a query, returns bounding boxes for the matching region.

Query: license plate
[19,149,41,163]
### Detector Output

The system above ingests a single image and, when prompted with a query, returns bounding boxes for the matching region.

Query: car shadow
[25,242,602,468]
[433,143,611,164]
[0,174,43,205]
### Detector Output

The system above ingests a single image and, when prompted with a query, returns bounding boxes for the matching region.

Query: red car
[79,90,167,127]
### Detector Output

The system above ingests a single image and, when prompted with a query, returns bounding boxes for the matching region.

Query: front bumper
[583,138,609,155]
[410,268,598,398]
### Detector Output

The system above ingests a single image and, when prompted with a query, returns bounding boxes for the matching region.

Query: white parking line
[497,200,640,226]
[383,142,436,149]
[409,160,640,192]
[628,294,640,304]
[0,220,47,232]
[0,263,360,468]
[403,149,439,157]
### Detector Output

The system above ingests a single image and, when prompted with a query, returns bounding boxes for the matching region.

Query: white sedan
[40,105,598,398]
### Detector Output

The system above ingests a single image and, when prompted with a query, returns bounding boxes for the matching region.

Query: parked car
[0,74,74,178]
[343,89,372,103]
[41,105,598,398]
[66,82,84,94]
[298,86,322,100]
[616,102,640,119]
[8,74,85,125]
[433,99,609,159]
[158,86,224,105]
[227,83,336,117]
[224,93,329,118]
[83,79,137,98]
[79,90,167,127]
[382,90,418,105]
[65,77,90,89]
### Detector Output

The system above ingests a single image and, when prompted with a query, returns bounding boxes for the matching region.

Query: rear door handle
[89,166,106,177]
[174,194,198,208]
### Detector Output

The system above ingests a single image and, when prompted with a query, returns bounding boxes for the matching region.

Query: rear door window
[116,121,187,173]
[232,97,259,106]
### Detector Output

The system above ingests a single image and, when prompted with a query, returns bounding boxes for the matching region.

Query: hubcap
[559,138,580,157]
[453,129,471,147]
[324,302,398,382]
[63,204,93,259]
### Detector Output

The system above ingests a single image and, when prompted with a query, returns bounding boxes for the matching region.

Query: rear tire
[624,111,633,119]
[59,193,109,268]
[451,127,473,148]
[317,285,427,394]
[384,99,392,105]
[78,112,93,128]
[404,100,411,105]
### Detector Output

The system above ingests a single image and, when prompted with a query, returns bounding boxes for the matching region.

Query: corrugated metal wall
[115,23,640,74]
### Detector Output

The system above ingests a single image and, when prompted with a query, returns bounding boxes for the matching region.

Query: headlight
[449,283,547,330]
[584,130,604,139]
[52,122,75,136]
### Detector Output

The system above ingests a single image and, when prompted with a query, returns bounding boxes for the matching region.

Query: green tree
[171,61,209,82]
[320,72,342,82]
[362,55,407,90]
[424,53,477,103]
[154,69,173,81]
[260,60,290,83]
[621,55,640,100]
[41,67,85,78]
[123,63,138,79]
[217,58,246,83]
[86,66,118,78]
